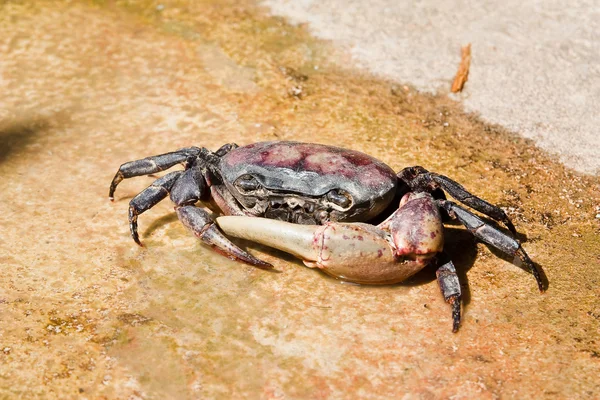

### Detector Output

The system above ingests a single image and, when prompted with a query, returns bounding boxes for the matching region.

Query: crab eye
[235,175,261,192]
[326,189,352,208]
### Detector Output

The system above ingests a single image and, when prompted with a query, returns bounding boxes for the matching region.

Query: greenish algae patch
[0,0,599,399]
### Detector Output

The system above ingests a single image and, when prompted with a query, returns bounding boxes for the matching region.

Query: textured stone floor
[0,1,599,398]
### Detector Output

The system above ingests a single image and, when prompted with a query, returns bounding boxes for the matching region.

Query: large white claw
[216,216,317,260]
[216,216,430,285]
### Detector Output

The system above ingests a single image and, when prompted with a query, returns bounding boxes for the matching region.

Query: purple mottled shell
[219,141,398,218]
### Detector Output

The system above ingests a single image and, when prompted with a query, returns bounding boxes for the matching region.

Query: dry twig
[451,43,471,93]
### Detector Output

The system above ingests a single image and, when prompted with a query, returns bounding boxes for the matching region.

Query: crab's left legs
[121,162,270,268]
[127,165,209,245]
[109,147,201,199]
[438,199,544,292]
[398,167,516,235]
[128,171,183,245]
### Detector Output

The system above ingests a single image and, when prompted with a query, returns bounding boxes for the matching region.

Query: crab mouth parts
[248,193,353,224]
[230,174,355,223]
[235,190,355,224]
[263,196,322,224]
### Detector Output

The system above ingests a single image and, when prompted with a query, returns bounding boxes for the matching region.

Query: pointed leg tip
[133,236,144,247]
[256,262,276,271]
[246,257,274,270]
[532,268,545,293]
[218,249,274,270]
[516,247,545,293]
[201,224,274,271]
[247,256,276,271]
[538,282,546,294]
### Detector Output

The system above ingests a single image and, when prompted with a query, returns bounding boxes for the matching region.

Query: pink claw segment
[306,222,427,285]
[385,192,444,258]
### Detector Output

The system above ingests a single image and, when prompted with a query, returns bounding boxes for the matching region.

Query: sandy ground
[1,0,599,398]
[263,0,600,176]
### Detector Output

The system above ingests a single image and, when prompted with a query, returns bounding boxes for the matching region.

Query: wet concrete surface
[0,1,599,398]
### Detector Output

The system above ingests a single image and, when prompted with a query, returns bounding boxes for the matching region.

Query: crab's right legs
[121,163,270,269]
[435,257,462,332]
[438,199,544,292]
[177,206,272,269]
[398,166,516,235]
[109,147,201,199]
[430,173,516,235]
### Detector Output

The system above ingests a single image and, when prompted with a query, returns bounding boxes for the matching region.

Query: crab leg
[430,173,516,235]
[398,166,517,235]
[177,206,272,269]
[438,199,544,292]
[128,171,183,245]
[109,147,201,199]
[435,257,462,332]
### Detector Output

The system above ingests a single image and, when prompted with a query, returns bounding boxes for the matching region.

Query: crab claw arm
[177,206,272,269]
[438,199,544,292]
[216,216,432,285]
[435,257,462,333]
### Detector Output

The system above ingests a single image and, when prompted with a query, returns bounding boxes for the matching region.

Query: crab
[109,141,544,331]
